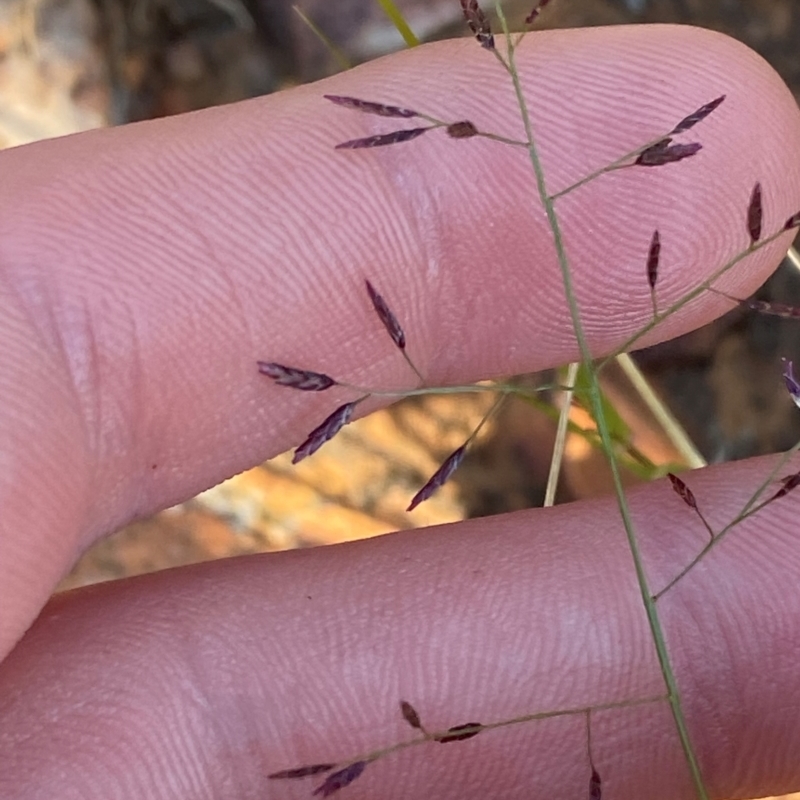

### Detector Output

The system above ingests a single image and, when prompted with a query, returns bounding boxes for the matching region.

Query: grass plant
[259,3,800,796]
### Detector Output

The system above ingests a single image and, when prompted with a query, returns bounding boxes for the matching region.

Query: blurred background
[2,0,797,595]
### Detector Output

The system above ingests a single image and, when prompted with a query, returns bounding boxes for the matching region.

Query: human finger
[1,455,800,799]
[0,25,798,659]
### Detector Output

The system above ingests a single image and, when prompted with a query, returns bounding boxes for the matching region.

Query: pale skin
[1,23,800,800]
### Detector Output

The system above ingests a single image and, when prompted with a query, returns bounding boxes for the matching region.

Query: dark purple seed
[647,230,660,291]
[748,182,763,244]
[589,767,602,800]
[460,0,494,49]
[525,0,553,24]
[312,761,367,797]
[446,120,479,139]
[400,700,423,730]
[258,362,336,392]
[335,127,430,149]
[784,211,800,230]
[669,95,726,135]
[268,763,335,780]
[635,140,702,166]
[746,300,800,319]
[667,472,698,510]
[766,471,800,503]
[782,359,800,409]
[365,279,405,350]
[323,94,419,119]
[435,722,483,743]
[407,444,468,511]
[293,401,358,463]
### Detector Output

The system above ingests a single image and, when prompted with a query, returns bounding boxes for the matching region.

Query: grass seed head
[258,362,336,391]
[324,95,419,118]
[293,401,359,463]
[747,182,763,244]
[335,127,430,149]
[400,700,423,730]
[647,230,660,291]
[447,120,479,139]
[670,95,726,135]
[636,139,702,166]
[313,762,367,797]
[408,444,468,511]
[590,767,602,800]
[366,279,406,349]
[268,763,336,780]
[460,0,494,49]
[525,0,553,25]
[667,472,698,510]
[434,722,483,743]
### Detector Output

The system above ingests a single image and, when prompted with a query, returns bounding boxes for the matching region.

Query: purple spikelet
[669,95,725,135]
[293,401,359,463]
[258,362,336,392]
[636,139,702,166]
[335,127,430,149]
[747,182,763,244]
[324,95,418,118]
[312,762,367,797]
[408,444,467,511]
[366,279,405,349]
[268,763,335,780]
[460,0,494,49]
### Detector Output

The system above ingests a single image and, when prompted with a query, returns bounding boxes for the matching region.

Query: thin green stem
[730,438,800,521]
[549,135,668,201]
[416,114,529,149]
[495,7,708,798]
[346,693,667,772]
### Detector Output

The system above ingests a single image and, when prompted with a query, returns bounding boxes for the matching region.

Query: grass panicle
[257,4,800,796]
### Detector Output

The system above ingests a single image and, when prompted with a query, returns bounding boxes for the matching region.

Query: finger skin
[2,25,799,660]
[2,456,800,800]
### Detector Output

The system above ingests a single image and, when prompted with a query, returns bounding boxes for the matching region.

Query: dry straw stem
[544,360,580,507]
[614,353,706,470]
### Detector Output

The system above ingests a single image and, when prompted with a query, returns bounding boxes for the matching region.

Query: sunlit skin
[1,24,800,800]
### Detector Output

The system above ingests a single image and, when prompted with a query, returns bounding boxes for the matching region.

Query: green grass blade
[376,0,421,47]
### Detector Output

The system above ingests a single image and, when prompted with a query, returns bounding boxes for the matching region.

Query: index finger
[0,24,798,658]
